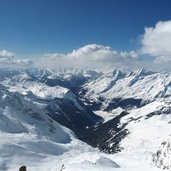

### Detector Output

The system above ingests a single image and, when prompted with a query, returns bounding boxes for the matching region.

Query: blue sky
[0,0,171,58]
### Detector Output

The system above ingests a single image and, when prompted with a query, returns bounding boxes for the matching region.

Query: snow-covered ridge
[5,80,70,100]
[0,69,101,130]
[81,68,171,111]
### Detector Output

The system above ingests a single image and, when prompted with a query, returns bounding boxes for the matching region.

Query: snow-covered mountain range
[78,68,171,153]
[0,67,171,171]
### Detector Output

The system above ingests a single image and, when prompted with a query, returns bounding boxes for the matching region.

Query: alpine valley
[0,67,171,171]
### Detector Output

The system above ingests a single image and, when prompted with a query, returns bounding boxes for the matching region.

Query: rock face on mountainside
[153,136,171,170]
[81,111,129,153]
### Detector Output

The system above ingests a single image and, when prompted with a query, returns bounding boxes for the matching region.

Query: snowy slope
[0,84,71,171]
[82,69,171,110]
[0,81,120,171]
[0,69,101,133]
[0,68,171,171]
[118,101,171,160]
[79,68,171,150]
[79,68,171,170]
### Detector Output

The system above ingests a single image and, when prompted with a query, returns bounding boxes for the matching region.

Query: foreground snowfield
[0,131,163,171]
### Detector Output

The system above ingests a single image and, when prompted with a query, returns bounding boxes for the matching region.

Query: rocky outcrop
[153,136,171,170]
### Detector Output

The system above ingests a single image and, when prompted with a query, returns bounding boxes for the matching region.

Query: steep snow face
[118,101,171,155]
[0,88,72,142]
[82,69,171,110]
[153,136,171,170]
[0,86,72,171]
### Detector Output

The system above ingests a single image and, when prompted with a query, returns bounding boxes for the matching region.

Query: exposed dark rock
[153,136,171,170]
[80,111,129,153]
[106,98,145,111]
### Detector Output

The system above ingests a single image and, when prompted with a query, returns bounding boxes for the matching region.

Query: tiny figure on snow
[60,164,65,171]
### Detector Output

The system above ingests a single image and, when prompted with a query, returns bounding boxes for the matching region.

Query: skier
[60,164,65,171]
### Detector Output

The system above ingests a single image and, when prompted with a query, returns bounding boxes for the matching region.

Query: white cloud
[44,53,66,59]
[0,50,15,58]
[2,20,171,71]
[68,44,139,61]
[69,44,115,61]
[0,49,33,68]
[141,20,171,59]
[36,44,139,69]
[0,58,33,68]
[36,53,70,68]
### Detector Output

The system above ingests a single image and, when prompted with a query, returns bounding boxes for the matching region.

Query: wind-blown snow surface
[0,68,170,171]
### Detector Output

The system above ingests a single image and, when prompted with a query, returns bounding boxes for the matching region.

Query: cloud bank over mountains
[36,44,140,69]
[1,20,171,70]
[0,50,15,58]
[0,50,33,68]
